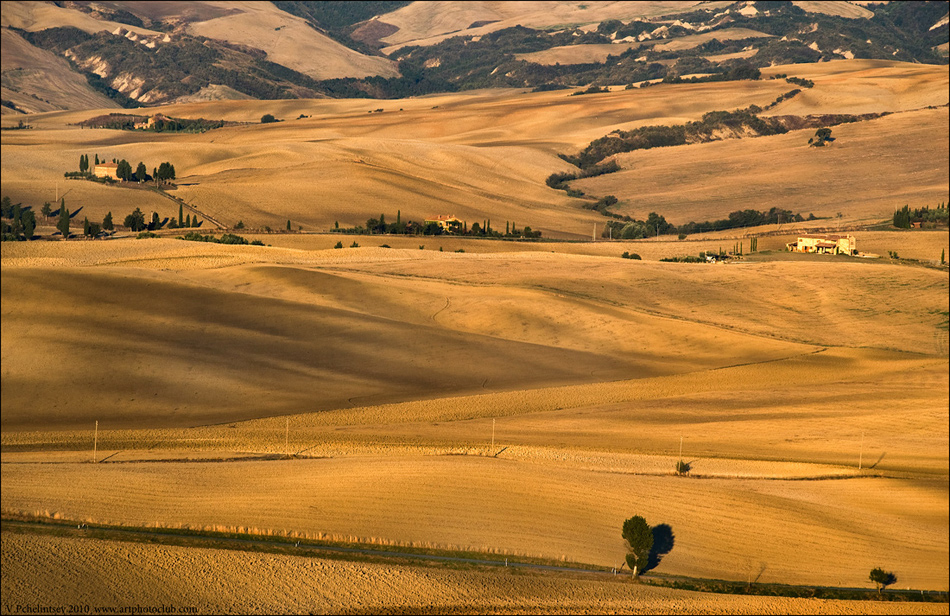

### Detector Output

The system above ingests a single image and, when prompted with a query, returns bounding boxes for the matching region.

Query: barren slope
[375,1,712,53]
[185,1,399,81]
[0,29,119,114]
[0,0,159,35]
[516,28,772,66]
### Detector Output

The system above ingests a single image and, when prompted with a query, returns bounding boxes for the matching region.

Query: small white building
[786,234,856,255]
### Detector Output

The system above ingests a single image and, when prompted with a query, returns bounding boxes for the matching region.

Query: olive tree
[869,568,896,594]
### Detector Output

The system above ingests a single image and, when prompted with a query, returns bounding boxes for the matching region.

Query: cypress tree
[287,219,292,231]
[185,214,191,228]
[179,202,183,225]
[57,203,70,239]
[83,217,90,237]
[41,201,52,221]
[102,211,113,231]
[942,248,946,265]
[22,210,36,239]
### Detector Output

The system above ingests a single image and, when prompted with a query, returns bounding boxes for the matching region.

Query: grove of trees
[1,196,37,241]
[893,203,948,229]
[69,154,176,184]
[333,211,542,239]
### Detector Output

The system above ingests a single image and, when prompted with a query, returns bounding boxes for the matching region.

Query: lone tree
[622,515,653,578]
[261,113,278,124]
[869,567,896,594]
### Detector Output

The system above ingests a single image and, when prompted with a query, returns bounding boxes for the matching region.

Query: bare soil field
[5,533,941,615]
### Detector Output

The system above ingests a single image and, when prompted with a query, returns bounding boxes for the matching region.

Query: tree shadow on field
[868,452,886,469]
[646,523,674,572]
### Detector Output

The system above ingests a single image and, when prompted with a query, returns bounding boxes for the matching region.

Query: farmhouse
[425,215,464,232]
[134,114,170,129]
[93,162,119,180]
[786,234,856,255]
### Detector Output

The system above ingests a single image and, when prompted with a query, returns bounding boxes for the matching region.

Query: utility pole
[93,420,98,464]
[491,418,495,454]
[679,436,683,460]
[592,223,597,241]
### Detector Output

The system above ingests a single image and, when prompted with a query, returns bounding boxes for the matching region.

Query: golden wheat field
[2,56,949,614]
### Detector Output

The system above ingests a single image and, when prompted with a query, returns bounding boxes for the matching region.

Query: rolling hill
[2,1,946,110]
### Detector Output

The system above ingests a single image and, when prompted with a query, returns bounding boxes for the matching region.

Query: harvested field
[761,59,949,115]
[4,61,944,236]
[4,238,947,431]
[2,54,948,613]
[575,108,949,225]
[2,238,947,595]
[4,533,941,615]
[2,458,947,589]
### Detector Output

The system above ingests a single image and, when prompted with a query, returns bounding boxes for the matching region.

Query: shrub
[261,114,278,123]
